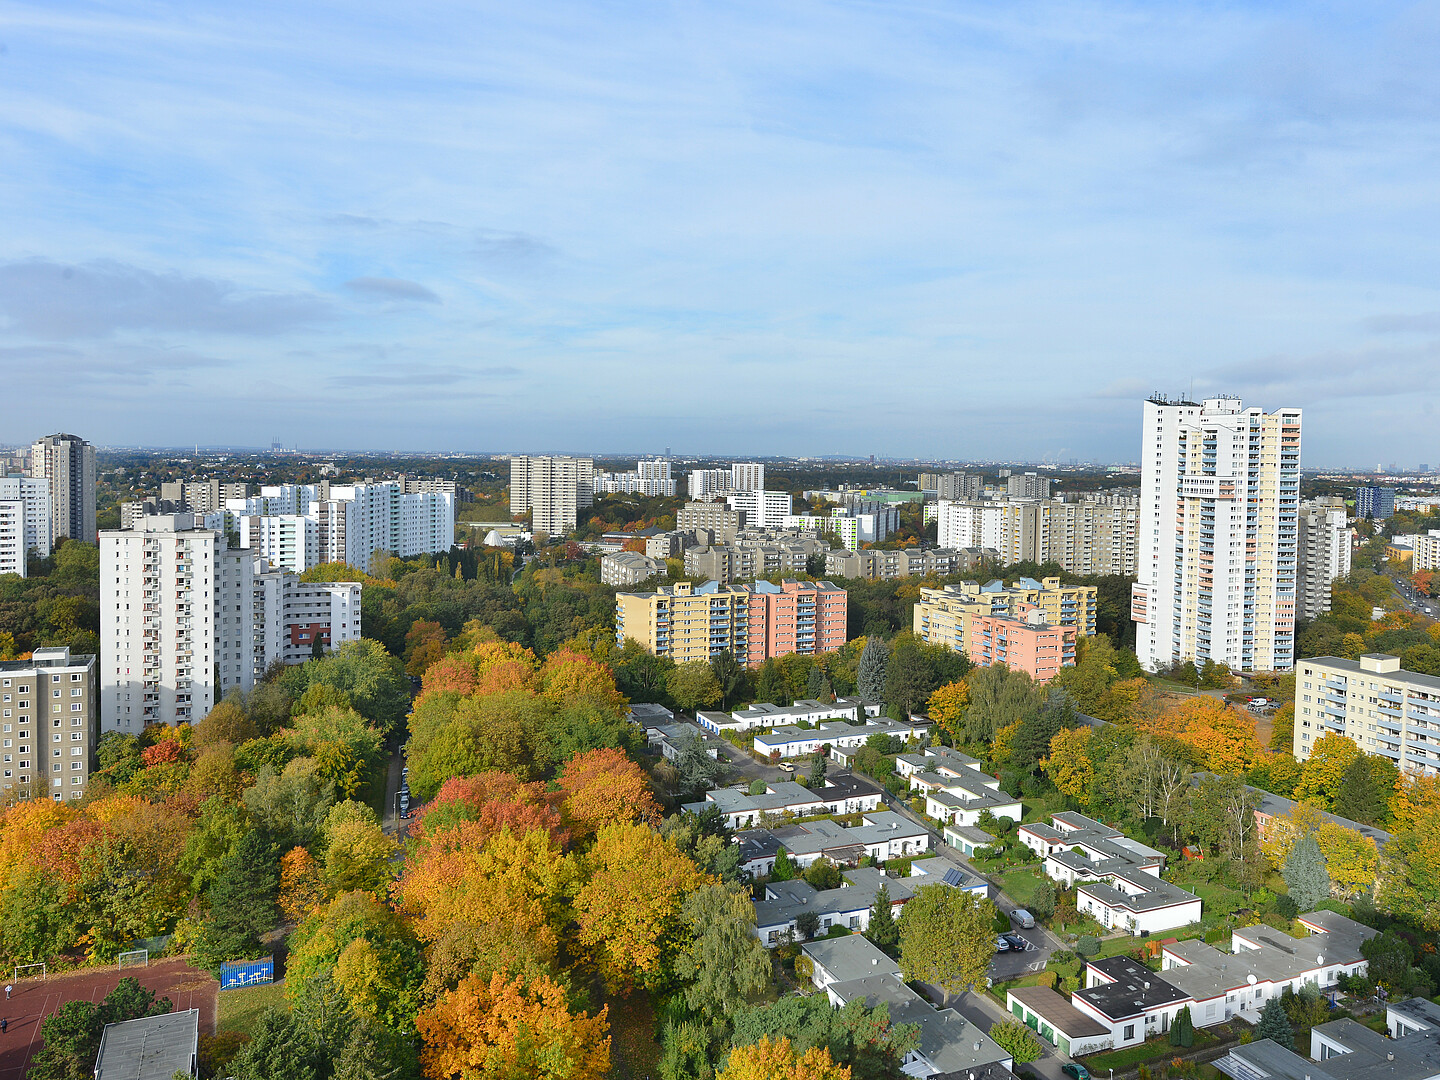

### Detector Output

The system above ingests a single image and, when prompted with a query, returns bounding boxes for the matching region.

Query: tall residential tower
[1131,396,1301,673]
[30,433,96,543]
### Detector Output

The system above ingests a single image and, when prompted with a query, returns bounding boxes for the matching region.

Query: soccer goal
[117,949,149,971]
[13,963,46,982]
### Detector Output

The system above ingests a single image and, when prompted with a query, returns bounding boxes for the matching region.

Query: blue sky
[2,1,1439,465]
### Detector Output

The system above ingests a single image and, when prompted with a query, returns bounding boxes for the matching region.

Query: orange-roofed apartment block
[746,580,848,666]
[968,604,1076,683]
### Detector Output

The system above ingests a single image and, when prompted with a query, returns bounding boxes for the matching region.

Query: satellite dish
[1248,974,1257,985]
[1317,955,1325,965]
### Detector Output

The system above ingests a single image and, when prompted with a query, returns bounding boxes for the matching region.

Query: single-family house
[1005,986,1113,1058]
[735,811,930,876]
[695,697,880,736]
[897,746,1021,827]
[683,775,883,830]
[1216,999,1440,1080]
[752,716,931,760]
[753,867,914,945]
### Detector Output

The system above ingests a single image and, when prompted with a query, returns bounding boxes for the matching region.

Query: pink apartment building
[968,604,1076,683]
[746,580,848,666]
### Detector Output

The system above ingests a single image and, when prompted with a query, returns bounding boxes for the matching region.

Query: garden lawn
[1084,1029,1215,1071]
[217,980,289,1035]
[999,869,1046,908]
[1191,882,1246,918]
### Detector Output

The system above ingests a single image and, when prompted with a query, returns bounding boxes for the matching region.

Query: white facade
[101,517,255,732]
[730,462,766,491]
[240,514,319,573]
[0,476,52,577]
[1297,500,1352,621]
[226,483,318,517]
[1294,653,1440,774]
[600,551,664,586]
[329,483,455,568]
[510,456,594,535]
[1132,397,1301,673]
[596,459,676,496]
[1412,530,1440,572]
[727,489,792,529]
[936,500,1005,551]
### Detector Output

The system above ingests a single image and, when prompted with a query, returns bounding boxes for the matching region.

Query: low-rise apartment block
[616,578,847,666]
[0,646,97,801]
[600,550,664,587]
[1294,652,1440,774]
[825,545,995,581]
[684,535,826,583]
[968,606,1076,683]
[913,576,1096,663]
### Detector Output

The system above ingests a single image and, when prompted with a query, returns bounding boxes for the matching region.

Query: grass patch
[606,992,662,1080]
[999,869,1046,907]
[1191,882,1246,917]
[989,971,1052,1007]
[217,981,289,1035]
[1084,1029,1216,1070]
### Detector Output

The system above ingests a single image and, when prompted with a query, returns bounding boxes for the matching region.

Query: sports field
[0,957,218,1079]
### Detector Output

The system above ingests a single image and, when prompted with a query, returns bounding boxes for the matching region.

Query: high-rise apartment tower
[30,433,96,543]
[1131,397,1301,673]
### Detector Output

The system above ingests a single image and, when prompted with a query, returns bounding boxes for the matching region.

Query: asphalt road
[1390,572,1437,617]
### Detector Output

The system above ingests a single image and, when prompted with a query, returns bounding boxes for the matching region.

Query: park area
[0,958,218,1080]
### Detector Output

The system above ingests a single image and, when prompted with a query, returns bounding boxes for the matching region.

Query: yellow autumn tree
[279,846,330,923]
[926,681,969,743]
[1317,822,1378,900]
[1259,801,1323,870]
[1378,773,1440,930]
[991,720,1022,765]
[1042,726,1094,800]
[717,1036,852,1080]
[573,823,711,992]
[1293,735,1362,809]
[416,970,610,1080]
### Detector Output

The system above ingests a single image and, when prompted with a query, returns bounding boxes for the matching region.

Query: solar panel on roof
[942,868,966,886]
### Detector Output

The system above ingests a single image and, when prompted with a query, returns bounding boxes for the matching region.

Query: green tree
[1169,1005,1195,1047]
[674,884,772,1021]
[883,636,943,719]
[1282,834,1330,912]
[755,658,791,707]
[963,663,1043,744]
[1255,998,1295,1050]
[280,639,410,734]
[230,1008,323,1080]
[675,731,725,799]
[810,749,828,788]
[193,830,280,975]
[989,1020,1042,1063]
[866,884,899,951]
[858,637,888,707]
[728,994,920,1080]
[771,848,795,881]
[794,910,821,940]
[1011,686,1075,770]
[1332,754,1390,826]
[806,664,827,699]
[668,660,724,712]
[897,885,994,996]
[1028,878,1056,921]
[712,651,752,710]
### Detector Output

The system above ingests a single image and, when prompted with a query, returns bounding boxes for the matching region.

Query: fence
[219,956,274,990]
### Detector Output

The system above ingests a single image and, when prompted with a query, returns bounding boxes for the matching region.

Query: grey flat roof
[1074,961,1189,1020]
[1216,1039,1339,1080]
[1007,986,1110,1037]
[94,1009,198,1080]
[801,935,902,984]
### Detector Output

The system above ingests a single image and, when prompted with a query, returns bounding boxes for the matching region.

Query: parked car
[1002,933,1028,951]
[1011,909,1035,929]
[994,936,1010,952]
[1062,1065,1091,1080]
[399,792,411,819]
[778,762,796,773]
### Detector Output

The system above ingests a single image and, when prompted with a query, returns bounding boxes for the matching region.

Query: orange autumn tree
[558,749,661,836]
[1148,696,1260,773]
[396,824,576,976]
[279,846,330,923]
[416,970,610,1080]
[421,654,479,699]
[414,772,565,846]
[717,1036,852,1080]
[573,823,711,992]
[926,681,969,744]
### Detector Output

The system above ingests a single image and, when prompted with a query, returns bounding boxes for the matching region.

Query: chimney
[872,958,878,965]
[1388,1054,1394,1062]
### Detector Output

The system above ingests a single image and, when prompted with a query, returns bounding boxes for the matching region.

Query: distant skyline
[3,2,1439,464]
